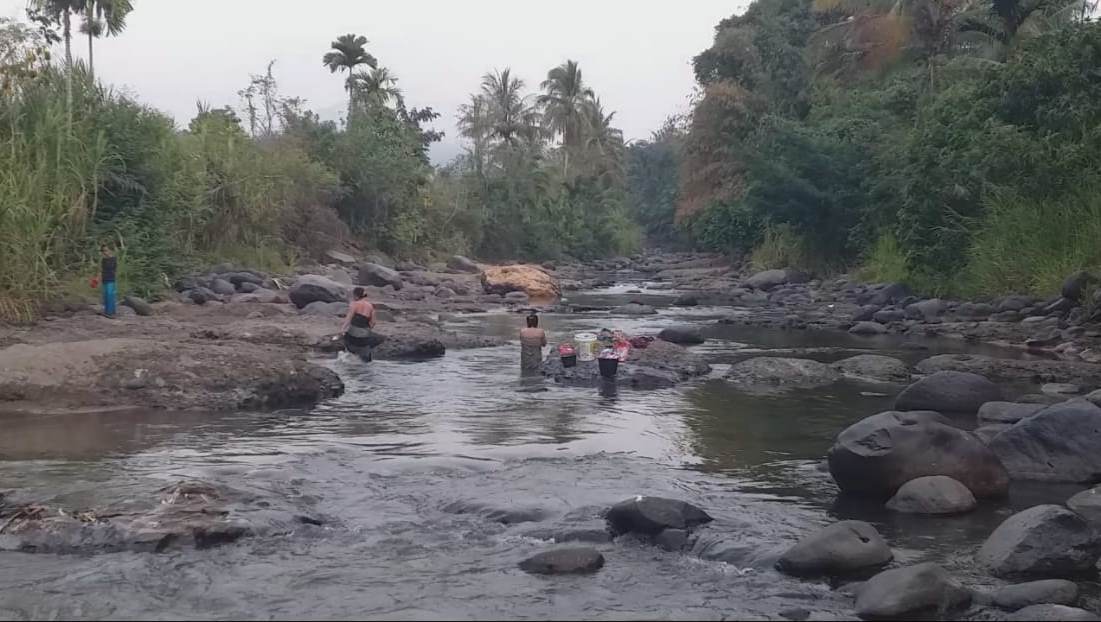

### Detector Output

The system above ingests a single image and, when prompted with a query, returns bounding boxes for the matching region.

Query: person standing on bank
[99,244,117,318]
[520,313,547,373]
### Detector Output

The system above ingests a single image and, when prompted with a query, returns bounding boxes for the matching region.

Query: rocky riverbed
[3,251,1101,620]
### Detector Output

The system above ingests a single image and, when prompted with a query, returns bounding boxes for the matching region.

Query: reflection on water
[1,286,1097,619]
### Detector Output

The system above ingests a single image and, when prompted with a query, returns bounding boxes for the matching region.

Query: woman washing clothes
[520,313,547,374]
[342,287,377,361]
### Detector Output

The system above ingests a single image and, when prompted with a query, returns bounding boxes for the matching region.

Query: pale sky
[1,0,744,162]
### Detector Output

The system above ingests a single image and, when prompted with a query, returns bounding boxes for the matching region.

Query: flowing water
[0,279,1098,620]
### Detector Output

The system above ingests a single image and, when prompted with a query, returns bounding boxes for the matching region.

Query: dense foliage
[667,0,1101,296]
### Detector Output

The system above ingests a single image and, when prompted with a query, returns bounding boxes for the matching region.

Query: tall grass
[750,224,812,272]
[965,185,1101,298]
[858,233,909,284]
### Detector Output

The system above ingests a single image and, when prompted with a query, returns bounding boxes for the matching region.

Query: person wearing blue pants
[101,244,117,318]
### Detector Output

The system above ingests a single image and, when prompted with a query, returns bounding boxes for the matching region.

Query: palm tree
[480,68,532,144]
[31,0,84,127]
[458,93,492,177]
[80,0,132,79]
[960,0,1088,55]
[538,60,594,177]
[583,97,626,184]
[352,66,401,109]
[322,34,377,121]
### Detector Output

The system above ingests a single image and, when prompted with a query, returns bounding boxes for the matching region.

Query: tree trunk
[64,9,73,132]
[86,4,95,80]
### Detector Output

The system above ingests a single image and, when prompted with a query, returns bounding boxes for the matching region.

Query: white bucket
[575,332,597,362]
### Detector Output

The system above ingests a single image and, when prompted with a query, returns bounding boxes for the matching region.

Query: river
[0,278,1097,620]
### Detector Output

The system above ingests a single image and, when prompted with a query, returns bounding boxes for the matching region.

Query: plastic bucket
[598,357,619,378]
[561,354,577,368]
[575,333,597,362]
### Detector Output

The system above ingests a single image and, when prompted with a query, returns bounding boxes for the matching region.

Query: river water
[0,280,1097,620]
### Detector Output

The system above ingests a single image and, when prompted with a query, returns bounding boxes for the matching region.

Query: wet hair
[526,313,539,328]
[353,287,365,299]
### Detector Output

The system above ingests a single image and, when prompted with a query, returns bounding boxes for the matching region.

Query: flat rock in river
[885,476,977,515]
[894,370,1002,413]
[977,504,1101,578]
[855,563,971,620]
[725,357,840,393]
[828,410,1009,498]
[988,401,1101,483]
[993,579,1079,610]
[776,521,892,577]
[916,353,1101,386]
[832,355,910,383]
[518,548,604,575]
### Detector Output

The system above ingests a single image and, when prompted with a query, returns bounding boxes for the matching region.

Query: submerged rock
[828,411,1009,498]
[885,476,977,515]
[776,521,892,577]
[894,370,1002,413]
[855,563,971,620]
[988,401,1101,483]
[616,303,658,315]
[518,548,605,575]
[977,504,1101,579]
[725,357,840,393]
[658,327,705,345]
[993,579,1079,610]
[916,353,1101,386]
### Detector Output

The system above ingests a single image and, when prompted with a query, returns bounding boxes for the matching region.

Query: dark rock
[745,269,804,291]
[223,271,264,288]
[515,546,603,576]
[658,327,705,345]
[993,579,1079,610]
[235,288,284,304]
[873,308,906,324]
[288,275,348,309]
[443,501,550,525]
[852,305,881,322]
[1007,605,1100,621]
[905,298,945,321]
[828,410,1010,498]
[238,282,260,294]
[833,355,910,383]
[1027,329,1064,348]
[358,263,403,291]
[188,287,219,305]
[855,563,971,619]
[894,370,1002,413]
[1063,271,1097,302]
[866,282,912,306]
[779,608,811,622]
[210,278,236,296]
[1067,486,1101,529]
[992,310,1024,322]
[541,340,709,390]
[988,401,1101,483]
[373,335,445,360]
[977,505,1101,578]
[776,521,892,577]
[999,295,1034,312]
[522,525,612,544]
[672,294,699,307]
[1044,297,1077,315]
[957,302,995,319]
[121,296,153,317]
[978,402,1046,425]
[605,496,712,537]
[850,321,888,335]
[173,276,203,292]
[300,301,348,317]
[447,255,481,274]
[655,528,689,552]
[885,476,977,515]
[616,303,657,315]
[726,357,840,392]
[916,353,1101,386]
[394,260,424,272]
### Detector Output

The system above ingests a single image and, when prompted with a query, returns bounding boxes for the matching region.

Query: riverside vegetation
[2,0,1101,322]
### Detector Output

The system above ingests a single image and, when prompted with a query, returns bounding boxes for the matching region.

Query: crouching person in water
[341,287,377,361]
[520,313,547,374]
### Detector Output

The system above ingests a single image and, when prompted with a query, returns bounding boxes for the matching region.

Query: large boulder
[828,411,1010,498]
[122,296,153,317]
[222,271,264,288]
[605,496,712,537]
[832,355,910,383]
[978,401,1046,425]
[905,298,945,321]
[726,357,840,393]
[894,371,1002,413]
[1066,486,1101,529]
[885,476,977,515]
[518,548,605,575]
[210,278,236,296]
[658,327,705,345]
[855,563,972,620]
[357,263,403,291]
[288,275,348,309]
[988,401,1101,483]
[447,255,481,274]
[865,282,912,306]
[481,265,560,299]
[745,269,804,291]
[993,579,1079,610]
[977,505,1101,578]
[776,521,892,577]
[1007,605,1101,621]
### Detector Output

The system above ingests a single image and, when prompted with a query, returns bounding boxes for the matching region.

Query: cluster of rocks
[539,339,711,390]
